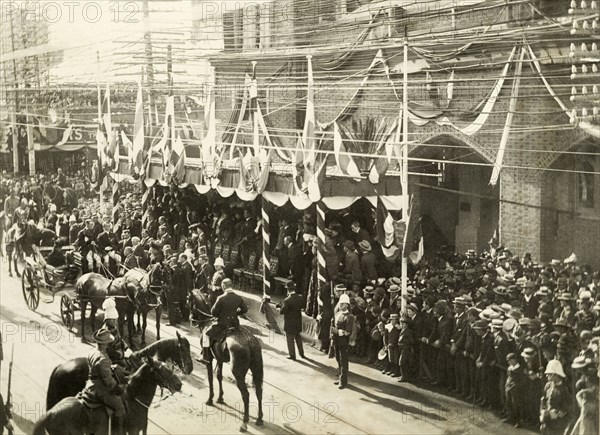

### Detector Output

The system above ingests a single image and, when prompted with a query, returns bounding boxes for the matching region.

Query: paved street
[0,259,533,435]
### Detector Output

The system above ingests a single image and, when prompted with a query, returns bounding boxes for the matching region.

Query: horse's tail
[45,365,63,411]
[32,411,51,435]
[249,338,263,391]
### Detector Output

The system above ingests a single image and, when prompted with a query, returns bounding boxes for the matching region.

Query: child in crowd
[504,353,525,427]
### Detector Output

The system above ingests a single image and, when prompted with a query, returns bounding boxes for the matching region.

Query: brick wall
[499,168,542,259]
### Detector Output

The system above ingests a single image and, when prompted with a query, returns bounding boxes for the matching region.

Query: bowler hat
[373,287,385,298]
[343,240,355,250]
[472,320,489,330]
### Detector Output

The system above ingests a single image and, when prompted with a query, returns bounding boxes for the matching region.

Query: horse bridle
[128,360,177,409]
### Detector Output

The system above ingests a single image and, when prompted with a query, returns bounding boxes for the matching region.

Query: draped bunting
[318,48,393,130]
[490,45,525,186]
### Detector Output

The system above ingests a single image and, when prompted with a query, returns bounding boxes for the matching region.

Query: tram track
[3,280,372,435]
[0,307,173,435]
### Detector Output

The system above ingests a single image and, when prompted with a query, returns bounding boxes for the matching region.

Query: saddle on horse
[200,320,238,364]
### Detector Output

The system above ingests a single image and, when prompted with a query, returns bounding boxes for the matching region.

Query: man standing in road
[331,293,356,389]
[278,282,306,360]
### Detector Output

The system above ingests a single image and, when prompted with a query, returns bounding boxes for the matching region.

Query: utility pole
[9,11,20,174]
[401,36,409,313]
[143,0,156,126]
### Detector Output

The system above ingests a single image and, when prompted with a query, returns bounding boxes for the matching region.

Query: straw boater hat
[358,240,371,252]
[388,285,400,294]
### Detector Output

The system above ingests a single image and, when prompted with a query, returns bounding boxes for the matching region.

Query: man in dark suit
[180,253,194,320]
[194,253,213,292]
[342,241,362,285]
[199,279,248,364]
[520,281,539,319]
[429,301,454,388]
[275,218,294,254]
[351,220,372,247]
[277,282,306,360]
[95,222,112,253]
[358,241,377,283]
[450,297,469,396]
[287,236,305,295]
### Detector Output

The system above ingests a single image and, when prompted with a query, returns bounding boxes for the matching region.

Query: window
[233,9,243,50]
[223,12,235,52]
[259,3,272,49]
[577,160,595,209]
[243,4,260,50]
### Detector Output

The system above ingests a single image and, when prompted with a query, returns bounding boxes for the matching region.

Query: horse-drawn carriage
[20,244,83,330]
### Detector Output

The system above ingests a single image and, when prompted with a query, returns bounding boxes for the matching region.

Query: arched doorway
[410,135,499,256]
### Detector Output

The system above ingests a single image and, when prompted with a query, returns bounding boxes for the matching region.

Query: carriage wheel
[60,294,75,331]
[21,267,40,311]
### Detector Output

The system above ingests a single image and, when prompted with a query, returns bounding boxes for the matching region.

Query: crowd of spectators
[1,170,598,434]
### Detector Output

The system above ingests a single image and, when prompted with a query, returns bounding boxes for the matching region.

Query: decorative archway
[409,133,499,255]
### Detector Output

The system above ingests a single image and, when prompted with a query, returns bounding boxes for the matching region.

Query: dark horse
[75,269,146,345]
[45,333,193,410]
[43,184,78,212]
[33,357,182,435]
[190,289,264,432]
[136,265,168,346]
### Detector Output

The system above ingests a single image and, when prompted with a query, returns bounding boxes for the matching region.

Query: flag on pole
[132,80,145,173]
[333,122,361,180]
[303,55,315,168]
[94,84,111,191]
[368,118,398,184]
[408,220,424,265]
[171,133,186,183]
[56,125,73,147]
[202,90,216,159]
[375,196,405,260]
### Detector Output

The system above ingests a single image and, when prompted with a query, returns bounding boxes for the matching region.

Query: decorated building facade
[205,0,600,266]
